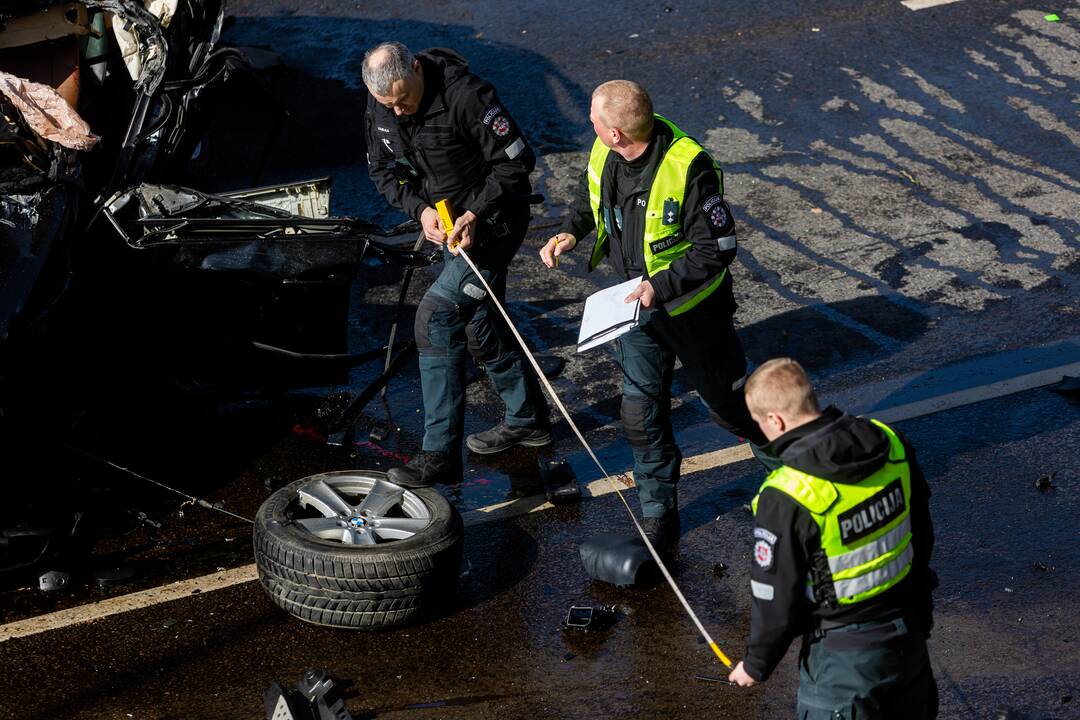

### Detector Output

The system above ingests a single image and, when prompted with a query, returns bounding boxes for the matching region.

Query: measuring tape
[438,200,734,669]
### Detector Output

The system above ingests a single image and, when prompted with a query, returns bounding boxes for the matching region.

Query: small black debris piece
[712,562,728,578]
[1062,695,1072,704]
[265,669,353,720]
[562,605,619,633]
[1033,562,1049,572]
[1035,472,1056,491]
[540,458,581,504]
[561,652,576,663]
[94,566,137,590]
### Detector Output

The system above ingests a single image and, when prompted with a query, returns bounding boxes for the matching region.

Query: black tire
[253,470,463,629]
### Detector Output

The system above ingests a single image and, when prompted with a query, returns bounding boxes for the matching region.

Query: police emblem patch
[492,116,511,137]
[709,203,728,228]
[754,539,774,570]
[702,193,728,229]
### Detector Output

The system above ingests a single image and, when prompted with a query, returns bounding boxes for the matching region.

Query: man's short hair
[593,80,654,141]
[745,358,820,419]
[362,41,415,95]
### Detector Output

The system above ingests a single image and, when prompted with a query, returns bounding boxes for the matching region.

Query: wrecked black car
[0,0,433,587]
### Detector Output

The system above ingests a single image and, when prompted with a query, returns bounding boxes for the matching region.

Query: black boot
[465,422,552,455]
[386,451,457,488]
[641,508,681,553]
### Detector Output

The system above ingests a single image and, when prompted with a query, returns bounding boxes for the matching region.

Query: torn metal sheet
[100,181,433,279]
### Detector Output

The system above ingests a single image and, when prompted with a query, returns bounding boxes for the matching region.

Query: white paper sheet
[576,276,643,353]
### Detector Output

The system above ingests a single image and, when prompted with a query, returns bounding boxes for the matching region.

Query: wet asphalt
[3,0,1080,718]
[1,387,1077,719]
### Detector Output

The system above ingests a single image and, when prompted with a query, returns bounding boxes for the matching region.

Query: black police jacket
[742,406,937,682]
[560,119,737,307]
[364,48,535,223]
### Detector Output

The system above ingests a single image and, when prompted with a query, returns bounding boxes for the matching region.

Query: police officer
[539,80,767,550]
[728,358,938,719]
[363,42,550,487]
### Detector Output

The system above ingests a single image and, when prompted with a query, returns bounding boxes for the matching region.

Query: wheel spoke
[298,478,354,518]
[295,517,347,541]
[356,479,405,517]
[343,528,376,545]
[372,517,428,540]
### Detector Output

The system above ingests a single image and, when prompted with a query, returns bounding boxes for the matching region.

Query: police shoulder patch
[491,115,512,137]
[702,194,728,229]
[482,105,503,125]
[754,539,775,570]
[753,527,778,544]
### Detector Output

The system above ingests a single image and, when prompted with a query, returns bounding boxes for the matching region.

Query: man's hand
[420,206,448,245]
[540,233,577,268]
[728,661,757,687]
[624,279,656,308]
[447,210,478,255]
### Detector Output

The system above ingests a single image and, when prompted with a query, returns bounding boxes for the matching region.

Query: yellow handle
[709,642,734,669]
[436,199,455,235]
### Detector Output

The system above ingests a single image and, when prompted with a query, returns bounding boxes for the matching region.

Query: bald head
[745,358,821,441]
[592,80,654,142]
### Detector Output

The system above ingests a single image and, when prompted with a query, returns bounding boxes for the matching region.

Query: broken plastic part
[539,458,580,504]
[579,532,660,587]
[38,569,71,591]
[562,605,618,633]
[264,669,353,720]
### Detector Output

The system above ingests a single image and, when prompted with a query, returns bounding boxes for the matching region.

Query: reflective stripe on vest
[751,420,914,606]
[586,115,727,316]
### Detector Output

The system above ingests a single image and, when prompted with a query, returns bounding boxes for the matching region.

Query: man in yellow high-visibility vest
[540,80,767,551]
[728,358,938,719]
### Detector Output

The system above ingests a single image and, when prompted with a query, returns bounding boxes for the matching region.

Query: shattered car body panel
[0,1,437,581]
[101,180,378,278]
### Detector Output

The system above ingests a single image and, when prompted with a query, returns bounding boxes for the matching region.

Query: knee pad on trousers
[621,395,654,449]
[415,294,456,355]
[465,321,499,364]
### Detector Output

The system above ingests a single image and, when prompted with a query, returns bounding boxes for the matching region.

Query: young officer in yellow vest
[728,358,938,720]
[540,80,768,551]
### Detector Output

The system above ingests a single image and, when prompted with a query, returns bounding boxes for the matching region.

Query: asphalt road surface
[2,1,1080,719]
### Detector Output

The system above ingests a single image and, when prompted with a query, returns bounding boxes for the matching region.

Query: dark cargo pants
[608,285,765,517]
[415,209,547,455]
[798,617,939,720]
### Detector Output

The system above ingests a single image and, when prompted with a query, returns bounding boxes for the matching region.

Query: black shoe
[386,451,457,488]
[465,422,552,455]
[641,509,681,553]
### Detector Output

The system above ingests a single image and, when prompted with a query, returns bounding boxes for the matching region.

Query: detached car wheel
[254,470,463,629]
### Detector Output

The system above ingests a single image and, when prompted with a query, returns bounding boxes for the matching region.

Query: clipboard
[577,276,643,353]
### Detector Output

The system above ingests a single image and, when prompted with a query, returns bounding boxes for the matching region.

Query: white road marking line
[901,0,964,10]
[0,565,257,643]
[870,361,1080,425]
[2,359,1076,642]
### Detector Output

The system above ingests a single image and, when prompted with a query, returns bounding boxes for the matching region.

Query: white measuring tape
[456,245,735,668]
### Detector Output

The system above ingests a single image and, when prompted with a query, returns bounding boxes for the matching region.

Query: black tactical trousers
[797,617,939,719]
